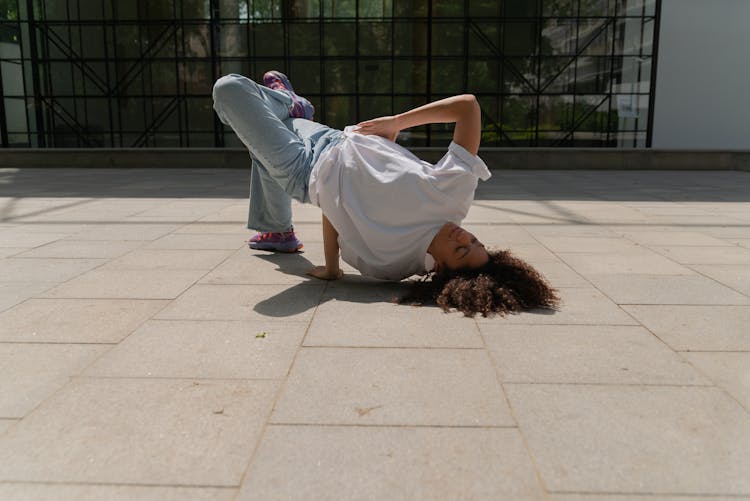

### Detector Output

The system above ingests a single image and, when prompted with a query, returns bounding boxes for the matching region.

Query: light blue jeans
[212,73,342,232]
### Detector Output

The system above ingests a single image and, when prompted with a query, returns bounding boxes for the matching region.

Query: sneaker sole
[249,241,304,253]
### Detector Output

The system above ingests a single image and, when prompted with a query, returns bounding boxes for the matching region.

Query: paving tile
[66,223,180,241]
[551,495,748,501]
[0,257,105,283]
[559,251,692,276]
[0,282,58,313]
[102,249,232,271]
[40,269,202,299]
[0,248,26,258]
[475,287,637,326]
[620,230,732,246]
[200,247,356,285]
[83,320,307,379]
[623,305,750,351]
[681,352,750,411]
[0,232,71,248]
[0,419,18,434]
[480,325,709,385]
[650,245,750,265]
[14,240,144,258]
[0,343,109,417]
[271,347,513,426]
[463,223,539,245]
[306,282,483,348]
[238,426,545,501]
[143,233,247,250]
[526,224,619,238]
[155,284,324,322]
[586,274,750,305]
[0,378,277,485]
[0,299,168,343]
[508,243,562,263]
[0,484,237,501]
[534,236,643,253]
[529,260,589,287]
[690,264,750,295]
[174,222,248,234]
[505,384,750,495]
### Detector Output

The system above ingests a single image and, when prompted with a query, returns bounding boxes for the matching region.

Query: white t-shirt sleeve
[434,141,492,181]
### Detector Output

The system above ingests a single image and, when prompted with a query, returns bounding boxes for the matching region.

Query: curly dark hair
[399,249,559,317]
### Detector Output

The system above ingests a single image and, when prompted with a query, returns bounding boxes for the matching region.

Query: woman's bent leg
[247,155,293,232]
[212,73,312,202]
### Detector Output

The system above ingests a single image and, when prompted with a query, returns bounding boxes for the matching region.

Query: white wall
[652,0,750,149]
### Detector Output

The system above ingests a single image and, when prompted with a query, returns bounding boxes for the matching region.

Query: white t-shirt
[308,126,491,280]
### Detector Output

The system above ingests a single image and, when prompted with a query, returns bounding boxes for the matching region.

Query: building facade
[0,0,658,149]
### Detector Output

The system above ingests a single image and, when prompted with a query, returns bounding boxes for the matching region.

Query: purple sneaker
[263,70,315,120]
[248,229,303,253]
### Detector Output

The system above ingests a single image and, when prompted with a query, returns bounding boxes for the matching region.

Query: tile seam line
[477,312,552,498]
[265,423,519,429]
[685,263,750,299]
[0,480,238,489]
[547,489,750,497]
[12,247,242,425]
[230,280,326,501]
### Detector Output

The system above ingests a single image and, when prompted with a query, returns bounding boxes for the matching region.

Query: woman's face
[429,222,489,273]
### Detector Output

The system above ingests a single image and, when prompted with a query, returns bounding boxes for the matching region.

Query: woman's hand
[306,265,343,280]
[354,116,401,142]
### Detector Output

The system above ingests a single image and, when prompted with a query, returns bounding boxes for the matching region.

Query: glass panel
[323,60,355,93]
[358,59,391,94]
[502,57,538,93]
[323,95,355,129]
[189,132,215,146]
[579,19,611,56]
[432,21,463,56]
[469,0,500,17]
[218,23,248,57]
[289,22,319,56]
[503,21,538,56]
[541,18,577,56]
[252,23,284,56]
[501,95,536,131]
[394,0,427,18]
[467,59,498,93]
[180,61,213,94]
[187,97,214,131]
[575,56,611,93]
[539,57,576,93]
[4,97,27,132]
[360,0,391,18]
[289,59,320,94]
[116,25,143,58]
[360,22,391,56]
[393,21,427,57]
[322,0,355,17]
[358,96,391,121]
[431,59,464,94]
[504,0,539,17]
[433,0,463,17]
[580,0,616,16]
[393,59,426,93]
[538,95,574,131]
[468,23,499,56]
[182,0,211,19]
[542,0,577,17]
[323,22,355,56]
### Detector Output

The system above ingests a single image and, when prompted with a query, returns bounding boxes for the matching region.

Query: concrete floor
[0,167,749,500]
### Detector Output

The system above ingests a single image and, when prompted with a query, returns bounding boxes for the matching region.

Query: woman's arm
[307,214,343,280]
[355,94,481,155]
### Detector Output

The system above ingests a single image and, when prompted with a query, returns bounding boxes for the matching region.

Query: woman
[212,72,558,316]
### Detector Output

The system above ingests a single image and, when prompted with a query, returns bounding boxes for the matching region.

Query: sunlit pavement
[0,167,749,500]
